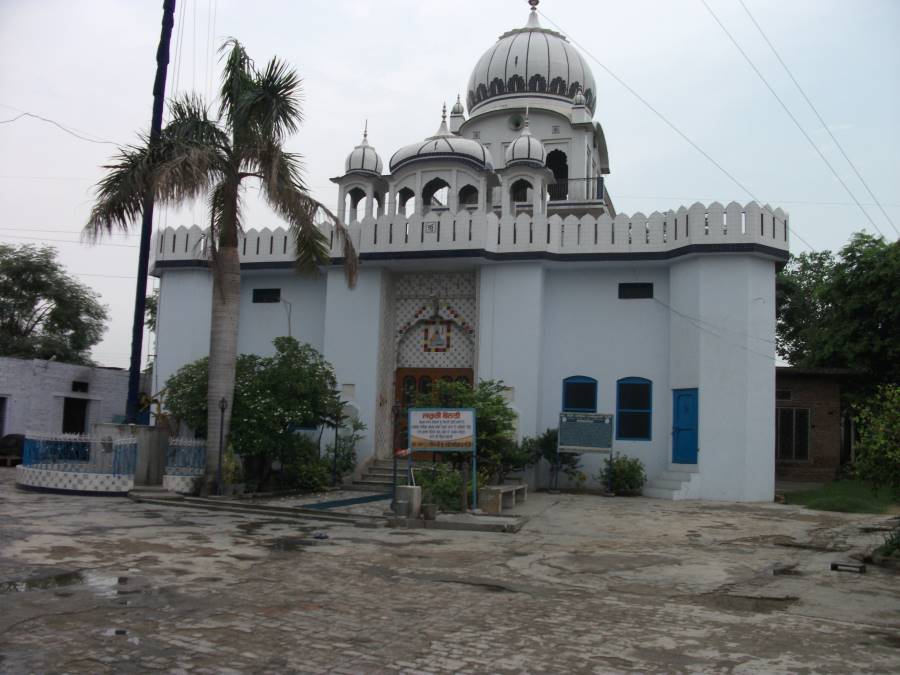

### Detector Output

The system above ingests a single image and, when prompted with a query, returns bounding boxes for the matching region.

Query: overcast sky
[1,0,898,369]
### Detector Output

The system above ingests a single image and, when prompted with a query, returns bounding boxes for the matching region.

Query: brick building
[775,367,853,482]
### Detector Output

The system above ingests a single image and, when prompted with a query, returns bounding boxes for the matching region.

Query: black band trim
[153,243,789,273]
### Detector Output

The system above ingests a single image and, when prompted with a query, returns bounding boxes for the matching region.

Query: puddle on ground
[268,537,321,552]
[1,571,146,599]
[695,593,799,614]
[0,571,85,593]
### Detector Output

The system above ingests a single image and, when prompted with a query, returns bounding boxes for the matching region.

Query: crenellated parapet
[151,201,789,271]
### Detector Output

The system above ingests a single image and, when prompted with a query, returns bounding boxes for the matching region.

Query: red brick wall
[775,373,842,481]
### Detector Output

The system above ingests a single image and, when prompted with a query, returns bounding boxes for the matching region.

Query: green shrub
[599,453,647,495]
[416,462,464,512]
[524,428,581,482]
[854,385,900,499]
[322,418,365,481]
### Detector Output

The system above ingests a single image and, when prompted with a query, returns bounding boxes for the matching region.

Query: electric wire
[538,8,816,252]
[698,0,886,239]
[735,0,897,237]
[0,112,117,145]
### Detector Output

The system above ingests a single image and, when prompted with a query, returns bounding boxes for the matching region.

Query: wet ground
[1,467,898,673]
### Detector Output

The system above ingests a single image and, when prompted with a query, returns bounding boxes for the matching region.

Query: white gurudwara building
[152,1,790,501]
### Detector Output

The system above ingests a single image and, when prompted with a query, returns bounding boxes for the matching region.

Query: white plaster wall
[322,267,385,465]
[538,266,671,485]
[236,271,327,356]
[689,256,776,502]
[0,357,128,436]
[154,269,213,393]
[478,264,545,441]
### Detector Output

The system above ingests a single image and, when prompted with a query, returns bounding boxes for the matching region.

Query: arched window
[562,376,597,412]
[344,187,366,223]
[396,187,415,217]
[458,184,479,207]
[422,177,450,209]
[616,377,652,440]
[510,178,533,205]
[547,149,568,201]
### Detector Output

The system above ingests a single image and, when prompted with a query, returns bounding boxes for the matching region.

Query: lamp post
[217,397,227,495]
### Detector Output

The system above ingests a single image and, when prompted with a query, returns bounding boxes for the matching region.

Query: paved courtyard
[1,468,898,674]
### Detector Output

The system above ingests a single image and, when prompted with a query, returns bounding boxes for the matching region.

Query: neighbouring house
[0,356,130,437]
[775,367,854,483]
[151,2,790,501]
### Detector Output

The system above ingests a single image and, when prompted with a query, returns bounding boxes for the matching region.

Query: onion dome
[450,94,465,116]
[505,110,546,168]
[389,104,492,173]
[344,123,383,175]
[467,0,596,115]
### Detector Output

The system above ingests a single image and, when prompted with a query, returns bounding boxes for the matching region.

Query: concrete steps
[643,465,700,500]
[353,457,427,491]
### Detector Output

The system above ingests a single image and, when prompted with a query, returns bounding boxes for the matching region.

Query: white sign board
[408,408,476,452]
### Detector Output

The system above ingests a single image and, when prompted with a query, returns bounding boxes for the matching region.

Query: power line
[0,233,138,248]
[698,0,885,239]
[0,111,117,145]
[537,9,816,253]
[736,0,898,237]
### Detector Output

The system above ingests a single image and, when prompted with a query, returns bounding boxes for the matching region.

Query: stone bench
[480,483,527,515]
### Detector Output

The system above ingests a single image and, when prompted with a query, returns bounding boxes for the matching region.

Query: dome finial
[526,0,541,27]
[442,101,447,122]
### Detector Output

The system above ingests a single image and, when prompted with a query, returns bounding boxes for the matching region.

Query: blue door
[672,389,698,464]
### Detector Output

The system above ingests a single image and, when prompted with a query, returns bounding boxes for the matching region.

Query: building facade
[152,3,789,501]
[0,356,129,437]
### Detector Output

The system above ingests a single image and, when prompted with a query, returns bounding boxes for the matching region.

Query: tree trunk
[205,246,241,488]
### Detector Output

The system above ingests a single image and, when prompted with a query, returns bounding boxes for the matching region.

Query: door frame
[393,368,473,451]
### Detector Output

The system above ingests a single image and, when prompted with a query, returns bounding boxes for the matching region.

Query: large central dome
[466,5,596,115]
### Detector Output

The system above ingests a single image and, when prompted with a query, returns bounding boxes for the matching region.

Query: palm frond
[239,56,303,141]
[84,94,227,240]
[218,38,254,131]
[255,142,357,286]
[84,140,156,239]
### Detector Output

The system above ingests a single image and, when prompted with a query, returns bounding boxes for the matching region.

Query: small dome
[505,111,546,168]
[389,104,492,173]
[344,126,383,175]
[450,94,465,116]
[572,86,586,107]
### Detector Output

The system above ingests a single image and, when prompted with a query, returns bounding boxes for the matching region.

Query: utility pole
[125,0,176,423]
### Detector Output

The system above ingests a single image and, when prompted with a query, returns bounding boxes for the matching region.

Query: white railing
[151,201,789,267]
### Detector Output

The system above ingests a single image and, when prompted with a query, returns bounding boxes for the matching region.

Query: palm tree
[86,39,357,486]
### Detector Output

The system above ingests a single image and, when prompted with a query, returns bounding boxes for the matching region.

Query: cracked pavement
[1,467,898,674]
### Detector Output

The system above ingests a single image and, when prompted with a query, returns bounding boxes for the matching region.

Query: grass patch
[783,480,897,514]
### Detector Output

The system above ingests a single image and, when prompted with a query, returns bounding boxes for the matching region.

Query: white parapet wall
[150,202,789,269]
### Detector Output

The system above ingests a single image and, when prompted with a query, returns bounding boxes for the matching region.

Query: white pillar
[364,184,374,219]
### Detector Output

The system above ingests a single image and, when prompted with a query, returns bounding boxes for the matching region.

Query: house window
[552,125,560,134]
[72,381,89,393]
[776,389,791,401]
[618,283,653,299]
[252,288,281,303]
[776,407,809,461]
[562,376,597,412]
[616,377,652,440]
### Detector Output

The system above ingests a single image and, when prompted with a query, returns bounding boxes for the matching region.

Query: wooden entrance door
[393,368,473,451]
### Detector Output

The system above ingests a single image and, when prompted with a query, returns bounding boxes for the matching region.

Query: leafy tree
[0,244,108,364]
[145,288,158,333]
[85,39,357,486]
[853,385,900,499]
[414,379,519,483]
[777,233,900,388]
[164,337,344,489]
